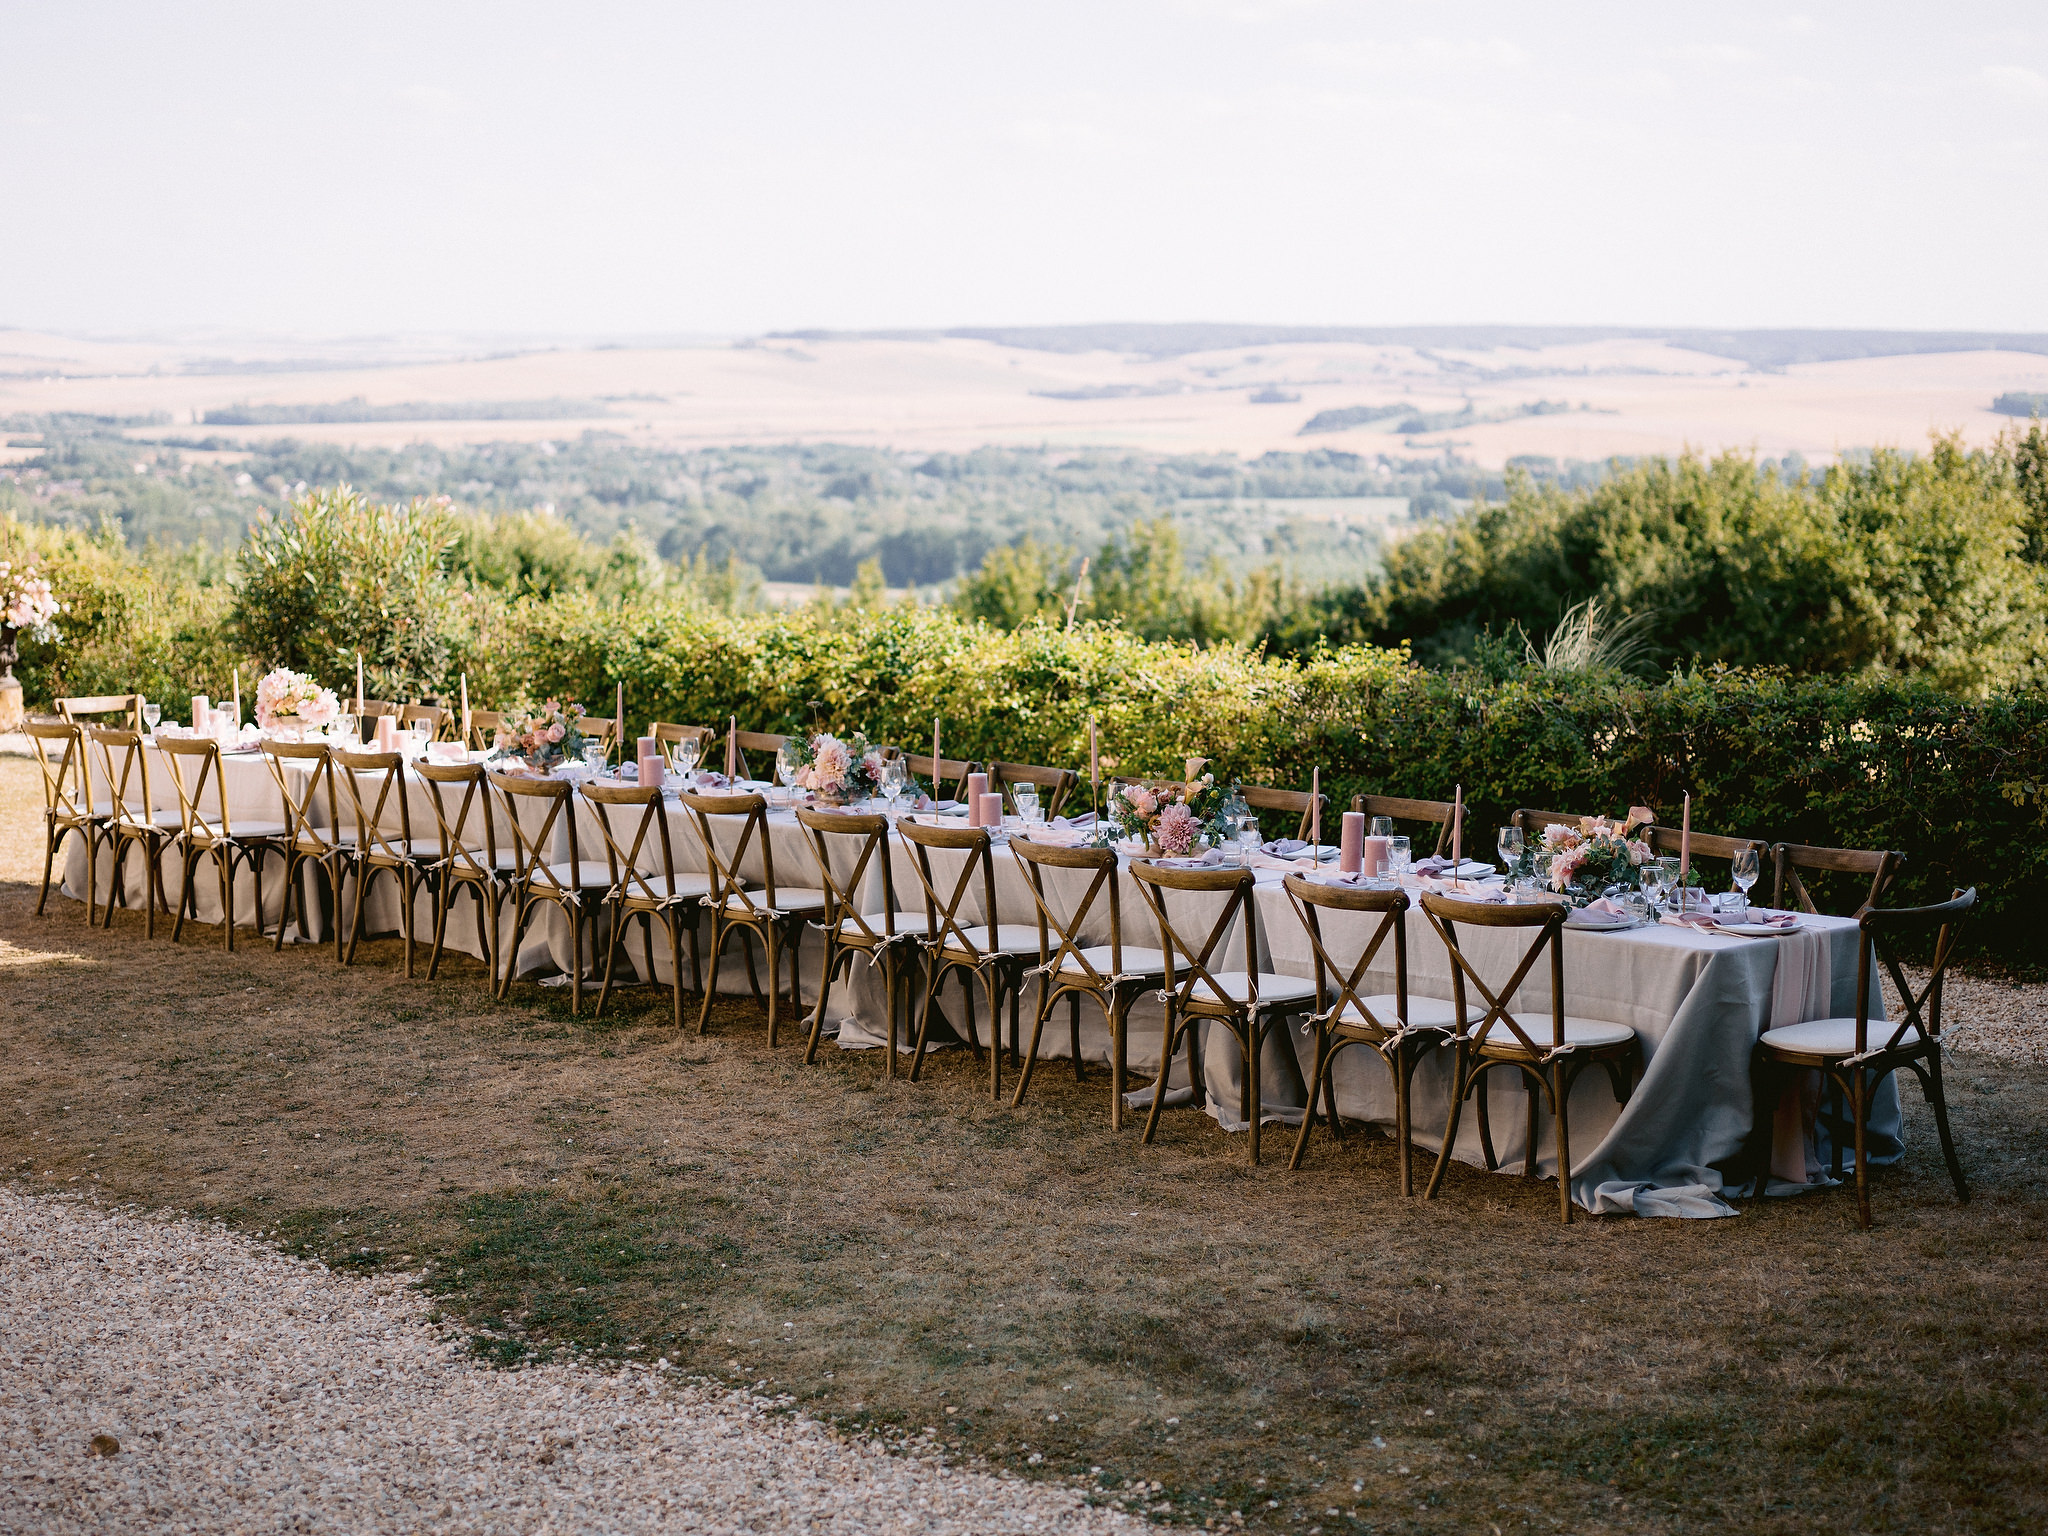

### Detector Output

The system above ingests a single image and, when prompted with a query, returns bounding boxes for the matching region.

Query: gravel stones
[0,1191,1158,1535]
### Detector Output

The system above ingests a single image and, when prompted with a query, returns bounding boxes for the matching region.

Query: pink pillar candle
[374,715,399,751]
[979,792,1003,829]
[1339,811,1365,874]
[191,695,210,732]
[638,752,664,789]
[1363,834,1390,878]
[637,735,658,763]
[965,772,990,823]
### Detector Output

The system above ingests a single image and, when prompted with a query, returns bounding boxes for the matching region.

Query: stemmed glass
[1497,825,1524,879]
[1236,815,1263,864]
[1654,854,1683,913]
[334,711,358,748]
[774,741,800,801]
[1388,834,1412,879]
[879,756,909,819]
[1730,847,1760,918]
[141,701,161,736]
[1014,785,1041,824]
[1369,815,1394,840]
[583,740,608,777]
[674,735,701,782]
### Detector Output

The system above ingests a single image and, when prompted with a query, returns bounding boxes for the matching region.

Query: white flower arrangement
[255,667,341,729]
[0,560,63,643]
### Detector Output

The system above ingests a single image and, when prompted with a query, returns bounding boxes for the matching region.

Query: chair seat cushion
[937,923,1043,956]
[521,860,614,891]
[1185,970,1319,1008]
[1332,993,1473,1031]
[1760,1016,1915,1057]
[840,911,934,938]
[109,807,183,831]
[722,887,828,914]
[185,819,290,841]
[1056,944,1168,978]
[1474,1013,1636,1052]
[615,871,715,900]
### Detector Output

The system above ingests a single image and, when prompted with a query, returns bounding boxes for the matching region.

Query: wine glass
[1014,786,1041,824]
[1369,815,1394,840]
[1730,846,1760,918]
[1388,834,1411,878]
[141,701,161,735]
[879,756,909,818]
[1497,825,1525,878]
[583,741,608,776]
[674,734,701,780]
[334,711,357,748]
[774,741,800,795]
[1236,814,1263,863]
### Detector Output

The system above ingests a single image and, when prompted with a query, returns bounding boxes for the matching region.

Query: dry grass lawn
[3,756,2043,1535]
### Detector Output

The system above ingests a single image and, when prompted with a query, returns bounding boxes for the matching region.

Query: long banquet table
[60,743,1898,1218]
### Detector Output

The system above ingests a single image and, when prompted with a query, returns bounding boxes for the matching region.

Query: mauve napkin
[1262,838,1310,858]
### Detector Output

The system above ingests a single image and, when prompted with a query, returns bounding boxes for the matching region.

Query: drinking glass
[674,735,701,779]
[1014,786,1041,824]
[1235,815,1262,862]
[141,701,161,735]
[334,712,357,748]
[1533,851,1553,892]
[1388,834,1412,877]
[583,741,607,776]
[879,757,908,817]
[1497,825,1525,877]
[1369,815,1394,840]
[775,741,800,793]
[1730,847,1760,918]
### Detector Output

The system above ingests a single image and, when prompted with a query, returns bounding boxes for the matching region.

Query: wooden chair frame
[1770,842,1904,917]
[261,742,349,961]
[895,817,1032,1098]
[1283,876,1451,1193]
[492,773,602,1013]
[1130,861,1313,1165]
[902,753,983,805]
[1007,838,1164,1128]
[156,736,287,952]
[990,761,1079,822]
[88,727,176,936]
[677,789,810,1043]
[56,693,142,732]
[1753,887,1975,1228]
[725,727,791,782]
[24,719,101,920]
[356,699,400,718]
[399,703,451,740]
[650,722,715,773]
[1419,893,1639,1223]
[795,808,924,1073]
[1352,794,1455,859]
[465,709,509,754]
[333,748,427,975]
[1242,784,1329,843]
[413,760,512,989]
[586,781,710,1030]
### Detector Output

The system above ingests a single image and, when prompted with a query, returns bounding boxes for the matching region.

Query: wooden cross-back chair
[894,817,1038,1098]
[491,773,611,1013]
[677,788,822,1043]
[23,719,102,920]
[398,703,451,739]
[333,748,430,974]
[88,727,178,936]
[1241,784,1330,844]
[901,753,983,805]
[1127,861,1317,1165]
[261,742,349,960]
[55,693,142,732]
[1753,887,1976,1228]
[989,761,1079,821]
[583,781,712,1031]
[356,699,400,718]
[1511,808,1584,839]
[1006,838,1167,1127]
[411,760,513,990]
[650,722,716,773]
[1771,843,1904,918]
[1418,893,1640,1223]
[794,807,929,1073]
[155,735,289,952]
[724,727,791,782]
[465,709,509,753]
[1282,876,1472,1192]
[1352,794,1456,859]
[1642,823,1770,894]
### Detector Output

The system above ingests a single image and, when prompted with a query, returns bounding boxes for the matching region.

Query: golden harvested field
[4,327,2044,466]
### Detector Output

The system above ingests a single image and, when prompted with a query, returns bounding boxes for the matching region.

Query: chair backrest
[1512,808,1583,838]
[1352,793,1455,857]
[795,807,902,942]
[399,703,451,739]
[651,722,715,769]
[413,759,502,883]
[1282,874,1411,1034]
[1643,824,1768,866]
[582,781,679,905]
[155,736,231,842]
[1771,842,1904,917]
[1419,892,1567,1054]
[721,726,790,781]
[903,753,981,803]
[990,761,1078,821]
[56,693,143,731]
[894,816,1001,962]
[1242,783,1328,843]
[333,749,416,864]
[1849,887,1976,1056]
[585,716,624,763]
[23,719,92,825]
[86,727,155,823]
[1128,861,1261,1014]
[357,699,400,718]
[489,773,584,894]
[678,789,788,913]
[466,709,509,753]
[1008,836,1127,986]
[261,742,342,856]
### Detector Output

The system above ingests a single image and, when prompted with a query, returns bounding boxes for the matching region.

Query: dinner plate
[1716,919,1802,937]
[1565,911,1637,931]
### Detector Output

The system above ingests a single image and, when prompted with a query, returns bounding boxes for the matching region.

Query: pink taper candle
[355,652,363,711]
[1452,784,1463,869]
[1680,792,1691,887]
[932,716,941,792]
[1089,716,1099,809]
[726,715,737,778]
[460,674,470,742]
[615,682,624,758]
[1310,766,1320,852]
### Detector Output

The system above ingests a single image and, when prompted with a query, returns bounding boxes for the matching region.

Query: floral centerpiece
[788,731,885,804]
[254,667,341,739]
[0,560,64,727]
[491,699,592,772]
[1098,759,1236,855]
[1543,807,1654,903]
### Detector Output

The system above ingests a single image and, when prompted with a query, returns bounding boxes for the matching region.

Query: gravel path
[1,1191,1161,1535]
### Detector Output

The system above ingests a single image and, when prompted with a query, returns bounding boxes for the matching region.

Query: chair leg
[909,959,946,1082]
[1524,1074,1541,1179]
[695,917,732,1035]
[1069,990,1083,1082]
[171,845,195,945]
[1110,993,1128,1132]
[1140,1014,1179,1146]
[1247,1017,1263,1166]
[763,924,781,1046]
[1393,1040,1418,1198]
[400,866,416,979]
[802,938,840,1065]
[595,902,626,1018]
[344,863,372,967]
[1011,982,1056,1108]
[219,849,236,952]
[568,905,583,1016]
[667,913,687,1032]
[1423,1044,1470,1201]
[427,873,453,978]
[985,971,1003,1101]
[274,850,300,953]
[1922,1050,1970,1203]
[36,824,57,916]
[499,895,535,1000]
[1851,1068,1872,1230]
[1553,1061,1574,1225]
[1287,1026,1327,1171]
[1475,1065,1500,1171]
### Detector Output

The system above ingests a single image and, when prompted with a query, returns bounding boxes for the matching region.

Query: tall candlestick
[726,715,737,778]
[1089,716,1099,805]
[932,715,941,792]
[355,652,364,710]
[1310,766,1321,852]
[1452,784,1463,870]
[460,674,470,741]
[616,682,624,758]
[1680,792,1691,887]
[232,668,241,728]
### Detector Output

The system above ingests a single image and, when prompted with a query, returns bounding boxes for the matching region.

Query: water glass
[1497,825,1525,876]
[141,701,161,734]
[334,713,358,747]
[1236,815,1263,862]
[674,736,701,777]
[1730,846,1760,918]
[1388,835,1412,877]
[775,741,800,791]
[1369,815,1394,840]
[584,741,608,776]
[1014,786,1041,824]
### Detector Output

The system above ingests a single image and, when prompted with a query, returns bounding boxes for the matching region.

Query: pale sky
[4,1,2045,337]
